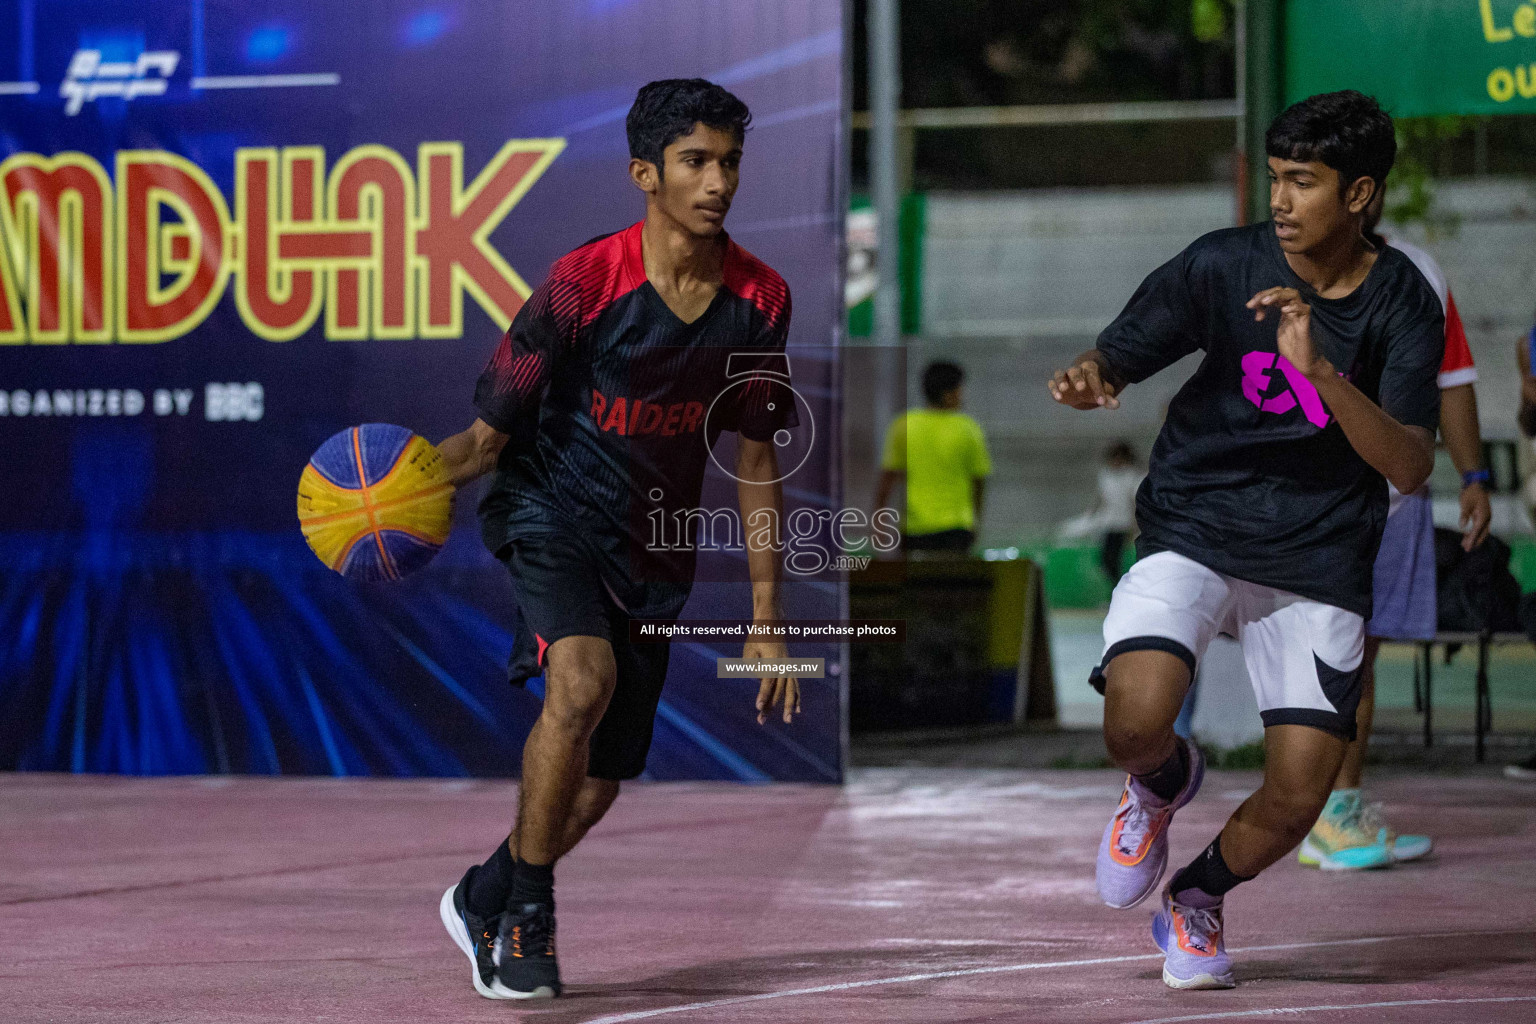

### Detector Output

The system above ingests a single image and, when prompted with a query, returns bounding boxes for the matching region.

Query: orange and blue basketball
[296,424,453,581]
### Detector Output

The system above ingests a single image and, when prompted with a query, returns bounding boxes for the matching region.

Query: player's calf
[558,778,620,858]
[1245,780,1332,853]
[1228,726,1347,875]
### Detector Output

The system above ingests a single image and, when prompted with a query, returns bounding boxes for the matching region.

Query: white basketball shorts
[1089,550,1365,739]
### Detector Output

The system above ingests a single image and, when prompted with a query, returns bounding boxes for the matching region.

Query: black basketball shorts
[501,528,671,781]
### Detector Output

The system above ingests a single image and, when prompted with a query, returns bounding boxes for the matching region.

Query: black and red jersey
[474,221,794,618]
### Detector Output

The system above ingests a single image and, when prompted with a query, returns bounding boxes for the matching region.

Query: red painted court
[3,769,1534,1024]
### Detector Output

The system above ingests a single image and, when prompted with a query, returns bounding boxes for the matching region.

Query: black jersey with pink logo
[473,222,793,618]
[1094,223,1442,617]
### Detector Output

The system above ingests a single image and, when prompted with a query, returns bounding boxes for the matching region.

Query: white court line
[579,928,1533,1024]
[1123,995,1536,1024]
[0,81,39,95]
[581,952,1164,1024]
[191,74,339,89]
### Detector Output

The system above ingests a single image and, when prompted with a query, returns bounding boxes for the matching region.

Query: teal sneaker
[1297,790,1392,871]
[1358,802,1432,862]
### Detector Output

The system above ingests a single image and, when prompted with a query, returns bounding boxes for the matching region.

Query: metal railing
[850,98,1242,131]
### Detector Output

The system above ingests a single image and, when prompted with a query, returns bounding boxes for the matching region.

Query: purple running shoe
[1151,885,1235,990]
[1095,736,1204,909]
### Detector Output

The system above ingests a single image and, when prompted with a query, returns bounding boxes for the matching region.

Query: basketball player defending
[1048,91,1443,990]
[432,79,799,999]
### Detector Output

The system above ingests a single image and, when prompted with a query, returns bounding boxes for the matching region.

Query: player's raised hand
[1248,287,1326,378]
[1048,356,1120,410]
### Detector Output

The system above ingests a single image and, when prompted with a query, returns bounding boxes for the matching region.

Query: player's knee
[540,690,611,738]
[1102,718,1168,769]
[542,659,616,737]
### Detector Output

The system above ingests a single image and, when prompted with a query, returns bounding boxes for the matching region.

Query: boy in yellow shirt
[875,361,992,553]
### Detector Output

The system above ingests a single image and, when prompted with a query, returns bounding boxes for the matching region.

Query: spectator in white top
[1096,441,1142,587]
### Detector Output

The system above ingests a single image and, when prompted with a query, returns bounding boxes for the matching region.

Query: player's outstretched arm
[736,436,799,725]
[1250,286,1435,494]
[1047,350,1123,410]
[437,418,509,487]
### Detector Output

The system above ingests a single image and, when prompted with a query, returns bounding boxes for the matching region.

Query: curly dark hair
[626,79,751,177]
[1266,90,1396,198]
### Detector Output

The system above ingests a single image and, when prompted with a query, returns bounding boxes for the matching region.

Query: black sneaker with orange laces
[438,866,518,999]
[497,901,561,998]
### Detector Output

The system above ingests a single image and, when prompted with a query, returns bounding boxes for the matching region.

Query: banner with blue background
[0,0,844,781]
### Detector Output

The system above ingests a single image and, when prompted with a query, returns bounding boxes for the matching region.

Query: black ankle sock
[467,836,518,918]
[1134,741,1190,803]
[510,860,555,907]
[1168,835,1254,904]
